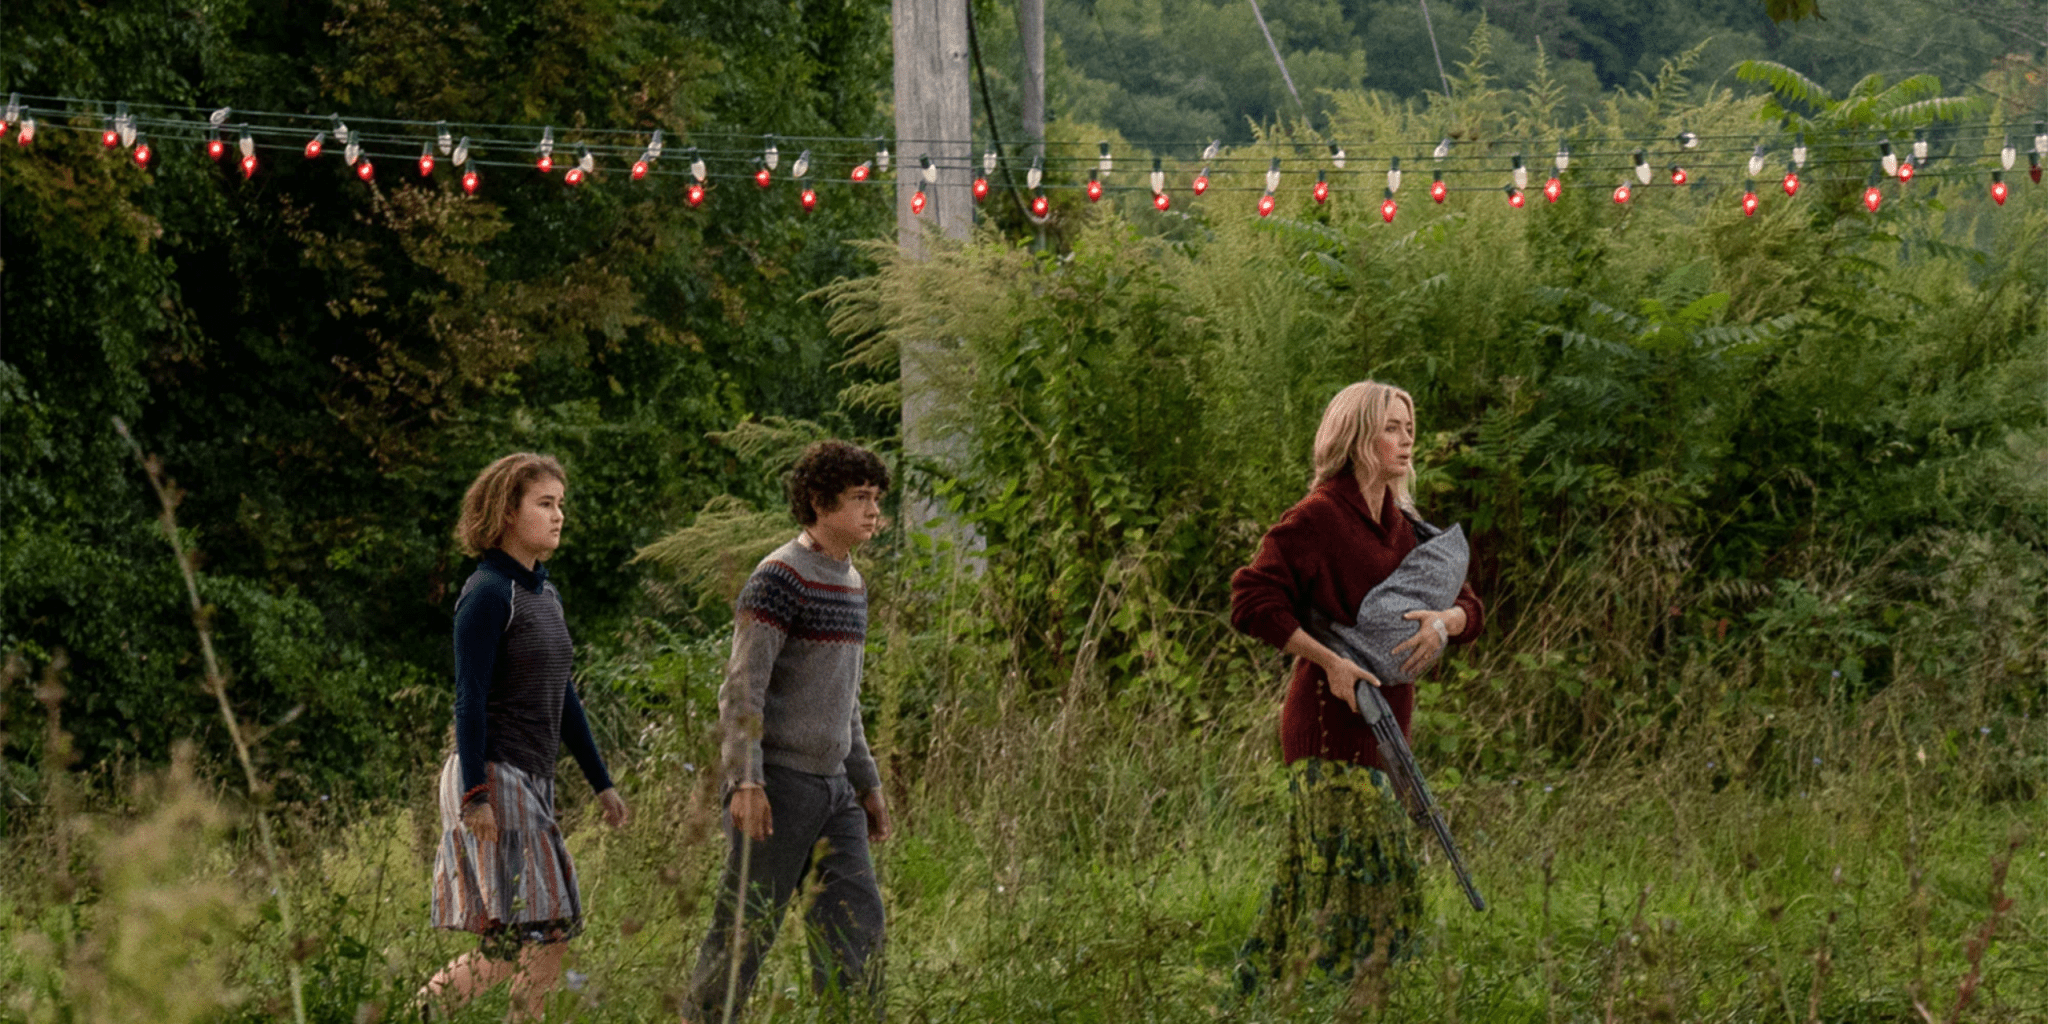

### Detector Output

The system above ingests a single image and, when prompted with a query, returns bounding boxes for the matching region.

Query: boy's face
[814,484,886,546]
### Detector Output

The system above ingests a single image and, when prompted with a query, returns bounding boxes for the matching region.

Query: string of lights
[4,93,2042,222]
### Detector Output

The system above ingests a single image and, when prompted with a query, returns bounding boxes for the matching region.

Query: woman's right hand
[1322,658,1381,715]
[730,785,773,843]
[462,801,499,844]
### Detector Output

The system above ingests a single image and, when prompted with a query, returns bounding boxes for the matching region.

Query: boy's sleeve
[718,563,801,789]
[844,699,881,794]
[452,576,511,807]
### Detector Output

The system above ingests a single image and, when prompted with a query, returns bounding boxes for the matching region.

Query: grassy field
[7,659,2043,1024]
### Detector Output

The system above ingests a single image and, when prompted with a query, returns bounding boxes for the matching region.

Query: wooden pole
[894,0,972,521]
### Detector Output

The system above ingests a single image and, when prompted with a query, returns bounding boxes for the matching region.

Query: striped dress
[431,549,613,949]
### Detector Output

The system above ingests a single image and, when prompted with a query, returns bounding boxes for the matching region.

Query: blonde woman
[1229,381,1484,991]
[418,453,630,1021]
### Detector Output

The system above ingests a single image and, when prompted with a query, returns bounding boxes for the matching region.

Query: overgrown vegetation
[6,9,2048,1024]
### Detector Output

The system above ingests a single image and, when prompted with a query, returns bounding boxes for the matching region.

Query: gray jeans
[687,765,885,1021]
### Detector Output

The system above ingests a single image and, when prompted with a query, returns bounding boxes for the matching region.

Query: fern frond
[1734,60,1832,109]
[1886,95,1987,124]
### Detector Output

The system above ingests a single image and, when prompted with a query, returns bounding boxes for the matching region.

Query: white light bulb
[1387,157,1402,194]
[875,140,889,174]
[1678,131,1699,149]
[578,149,595,174]
[238,130,255,159]
[1027,158,1043,190]
[2001,137,2016,170]
[1633,150,1651,185]
[2035,122,2047,156]
[1880,141,1898,177]
[1511,155,1528,191]
[920,155,937,184]
[1792,134,1807,169]
[1098,142,1113,174]
[437,121,453,155]
[1912,133,1928,161]
[333,118,350,145]
[764,137,779,170]
[792,150,810,179]
[345,140,361,165]
[1555,142,1570,173]
[647,130,664,160]
[1202,140,1220,162]
[1330,143,1346,170]
[1433,138,1451,160]
[1150,163,1165,195]
[690,151,707,182]
[2,94,19,125]
[1748,144,1766,177]
[209,107,231,126]
[1265,158,1281,194]
[539,126,555,158]
[453,137,470,167]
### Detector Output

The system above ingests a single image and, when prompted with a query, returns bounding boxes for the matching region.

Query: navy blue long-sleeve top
[453,549,613,807]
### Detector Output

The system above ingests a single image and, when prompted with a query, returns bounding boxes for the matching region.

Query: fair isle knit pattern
[719,536,882,792]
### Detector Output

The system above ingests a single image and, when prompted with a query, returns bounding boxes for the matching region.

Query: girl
[1229,381,1484,992]
[419,453,630,1021]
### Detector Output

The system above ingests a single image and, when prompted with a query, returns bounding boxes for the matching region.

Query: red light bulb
[1430,179,1447,204]
[462,170,480,194]
[1508,188,1526,208]
[537,154,553,174]
[1381,197,1397,223]
[133,142,152,167]
[1897,161,1914,184]
[1782,172,1800,197]
[1312,179,1330,204]
[419,154,435,178]
[1612,183,1631,204]
[755,167,772,188]
[1030,193,1049,218]
[1544,177,1562,203]
[1257,193,1276,217]
[241,153,259,179]
[686,183,706,207]
[1670,166,1688,186]
[1086,178,1103,202]
[1153,192,1170,211]
[305,138,323,159]
[1991,180,2007,205]
[1742,191,1759,217]
[565,167,585,186]
[1192,174,1209,195]
[208,139,225,160]
[102,128,119,148]
[972,177,989,202]
[851,163,871,182]
[355,159,373,181]
[911,190,928,215]
[2032,160,2042,184]
[801,187,818,211]
[632,160,648,181]
[1863,185,1882,212]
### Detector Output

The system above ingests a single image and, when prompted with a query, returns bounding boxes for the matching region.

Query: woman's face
[1366,400,1415,482]
[504,476,566,559]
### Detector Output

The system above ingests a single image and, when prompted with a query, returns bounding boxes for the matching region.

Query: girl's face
[505,476,566,560]
[1366,400,1415,482]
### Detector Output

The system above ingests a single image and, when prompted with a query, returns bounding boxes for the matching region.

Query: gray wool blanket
[1311,516,1470,687]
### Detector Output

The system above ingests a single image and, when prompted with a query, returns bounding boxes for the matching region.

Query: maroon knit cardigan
[1230,476,1485,771]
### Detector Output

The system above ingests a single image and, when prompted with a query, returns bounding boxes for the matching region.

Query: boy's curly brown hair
[786,441,890,525]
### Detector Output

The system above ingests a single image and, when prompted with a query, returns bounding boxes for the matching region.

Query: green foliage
[1,0,896,797]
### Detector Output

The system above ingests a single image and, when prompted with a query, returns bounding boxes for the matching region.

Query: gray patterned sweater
[718,536,882,793]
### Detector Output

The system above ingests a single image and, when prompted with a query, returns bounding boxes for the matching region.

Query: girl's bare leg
[507,940,568,1022]
[419,950,519,1015]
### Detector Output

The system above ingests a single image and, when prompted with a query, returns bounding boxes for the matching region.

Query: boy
[685,440,893,1022]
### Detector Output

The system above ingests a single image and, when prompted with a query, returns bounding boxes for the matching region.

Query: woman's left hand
[1393,607,1465,676]
[597,787,631,829]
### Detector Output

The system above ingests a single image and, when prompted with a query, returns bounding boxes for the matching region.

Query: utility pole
[893,0,972,521]
[1019,0,1045,157]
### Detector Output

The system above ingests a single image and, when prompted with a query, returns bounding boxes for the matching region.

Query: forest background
[5,1,2048,1021]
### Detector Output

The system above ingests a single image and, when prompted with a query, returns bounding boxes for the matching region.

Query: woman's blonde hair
[455,453,567,557]
[1310,381,1416,507]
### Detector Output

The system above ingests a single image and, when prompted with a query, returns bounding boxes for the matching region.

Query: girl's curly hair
[455,453,567,557]
[787,441,889,525]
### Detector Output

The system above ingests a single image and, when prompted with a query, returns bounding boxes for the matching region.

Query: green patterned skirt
[1235,757,1422,994]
